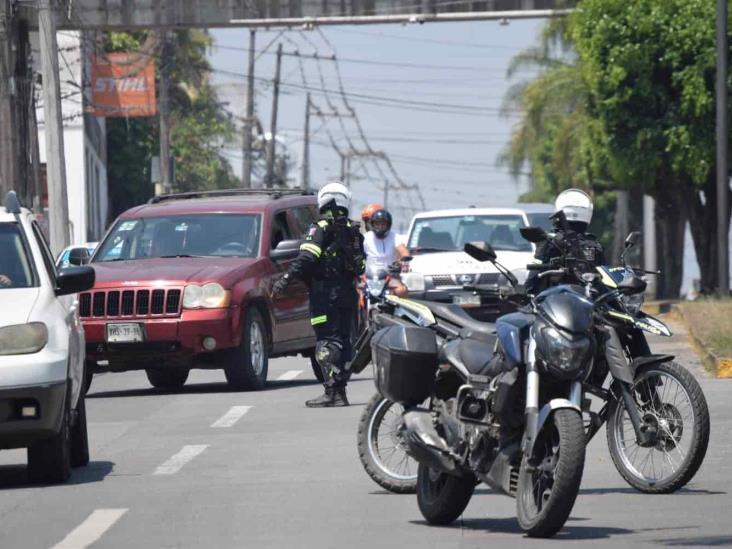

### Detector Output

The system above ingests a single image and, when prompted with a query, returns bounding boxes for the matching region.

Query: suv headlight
[401,272,425,292]
[0,323,48,355]
[183,283,231,309]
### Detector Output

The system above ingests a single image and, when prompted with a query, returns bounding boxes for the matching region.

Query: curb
[673,304,732,379]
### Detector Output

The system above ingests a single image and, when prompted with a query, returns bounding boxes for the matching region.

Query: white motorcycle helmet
[555,188,593,230]
[317,181,351,214]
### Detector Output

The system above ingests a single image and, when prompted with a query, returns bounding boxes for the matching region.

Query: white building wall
[34,30,108,246]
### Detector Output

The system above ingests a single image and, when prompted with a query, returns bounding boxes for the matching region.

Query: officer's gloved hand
[272,273,291,296]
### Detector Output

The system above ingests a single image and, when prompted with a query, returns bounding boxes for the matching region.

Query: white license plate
[106,323,145,343]
[452,294,481,307]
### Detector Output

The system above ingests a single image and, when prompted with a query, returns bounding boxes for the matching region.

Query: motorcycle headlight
[183,283,231,309]
[369,280,387,297]
[0,323,48,355]
[401,272,425,292]
[621,292,645,315]
[538,325,591,378]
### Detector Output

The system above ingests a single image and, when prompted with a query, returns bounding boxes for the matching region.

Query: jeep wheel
[145,368,190,389]
[224,307,268,390]
[28,397,72,484]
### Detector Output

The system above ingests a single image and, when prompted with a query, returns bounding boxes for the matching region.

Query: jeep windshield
[0,223,36,288]
[94,214,261,262]
[408,214,532,253]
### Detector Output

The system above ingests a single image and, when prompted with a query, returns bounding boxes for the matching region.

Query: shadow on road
[580,487,726,496]
[654,535,732,546]
[88,376,371,399]
[411,517,634,539]
[0,460,115,490]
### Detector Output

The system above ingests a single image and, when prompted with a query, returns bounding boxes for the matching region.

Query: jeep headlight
[183,283,231,309]
[0,323,48,355]
[401,272,425,292]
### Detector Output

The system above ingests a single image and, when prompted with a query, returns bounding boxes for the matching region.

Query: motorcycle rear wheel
[416,463,476,525]
[517,409,585,538]
[357,393,417,493]
[606,361,709,493]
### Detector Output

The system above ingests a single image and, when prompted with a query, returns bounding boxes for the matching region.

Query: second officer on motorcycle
[273,181,365,408]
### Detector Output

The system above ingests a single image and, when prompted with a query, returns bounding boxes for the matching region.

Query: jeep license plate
[106,323,144,343]
[452,294,481,307]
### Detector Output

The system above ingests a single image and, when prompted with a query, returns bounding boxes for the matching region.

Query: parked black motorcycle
[370,242,591,537]
[519,223,710,494]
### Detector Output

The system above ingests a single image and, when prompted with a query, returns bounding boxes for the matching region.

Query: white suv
[0,192,95,483]
[401,205,553,321]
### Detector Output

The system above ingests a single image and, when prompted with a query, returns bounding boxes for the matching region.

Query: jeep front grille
[79,288,183,319]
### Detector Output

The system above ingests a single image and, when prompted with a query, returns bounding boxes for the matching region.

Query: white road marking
[210,405,253,428]
[276,370,303,381]
[153,444,208,475]
[52,508,128,549]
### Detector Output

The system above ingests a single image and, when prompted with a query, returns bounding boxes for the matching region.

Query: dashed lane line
[153,444,209,475]
[51,508,128,549]
[210,405,253,428]
[276,370,303,381]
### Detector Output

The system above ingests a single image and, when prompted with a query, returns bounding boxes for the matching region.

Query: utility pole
[0,0,17,200]
[300,93,311,191]
[716,0,729,294]
[39,0,70,254]
[643,195,657,299]
[242,29,255,189]
[265,43,282,188]
[158,31,172,194]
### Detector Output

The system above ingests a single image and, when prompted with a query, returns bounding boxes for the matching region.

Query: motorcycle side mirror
[464,241,497,263]
[519,226,548,243]
[549,210,570,231]
[625,231,642,248]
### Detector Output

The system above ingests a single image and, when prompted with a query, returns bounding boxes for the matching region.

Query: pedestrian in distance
[272,181,366,407]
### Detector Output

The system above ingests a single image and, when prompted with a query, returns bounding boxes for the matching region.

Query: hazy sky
[207,19,544,231]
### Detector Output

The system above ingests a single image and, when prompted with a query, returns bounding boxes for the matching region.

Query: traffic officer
[272,181,365,407]
[526,188,606,294]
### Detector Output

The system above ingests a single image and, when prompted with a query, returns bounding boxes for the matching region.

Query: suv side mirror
[68,246,90,266]
[270,239,301,261]
[520,226,548,243]
[56,266,95,296]
[464,241,497,263]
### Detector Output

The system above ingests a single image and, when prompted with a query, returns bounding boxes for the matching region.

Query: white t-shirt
[365,230,398,271]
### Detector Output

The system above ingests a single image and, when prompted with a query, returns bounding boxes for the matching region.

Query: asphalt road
[0,323,730,549]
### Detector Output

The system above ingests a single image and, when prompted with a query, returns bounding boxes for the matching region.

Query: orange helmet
[361,203,384,223]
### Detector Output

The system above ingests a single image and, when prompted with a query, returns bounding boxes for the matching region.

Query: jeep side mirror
[56,266,95,296]
[520,226,548,243]
[68,246,91,266]
[270,239,301,261]
[464,241,497,263]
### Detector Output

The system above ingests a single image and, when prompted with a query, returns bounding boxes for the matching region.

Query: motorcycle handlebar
[538,269,566,279]
[526,263,546,271]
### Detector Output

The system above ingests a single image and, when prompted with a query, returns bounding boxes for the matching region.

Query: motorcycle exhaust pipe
[402,410,459,475]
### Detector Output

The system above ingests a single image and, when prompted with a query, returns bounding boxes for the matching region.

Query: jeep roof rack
[147,187,313,205]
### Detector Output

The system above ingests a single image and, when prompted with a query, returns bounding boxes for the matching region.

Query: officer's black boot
[332,385,349,407]
[305,385,336,408]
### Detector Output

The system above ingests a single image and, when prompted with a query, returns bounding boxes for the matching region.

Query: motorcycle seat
[458,338,503,376]
[413,300,496,343]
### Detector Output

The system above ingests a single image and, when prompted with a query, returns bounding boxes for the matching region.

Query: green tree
[500,16,616,252]
[571,0,731,294]
[105,30,237,219]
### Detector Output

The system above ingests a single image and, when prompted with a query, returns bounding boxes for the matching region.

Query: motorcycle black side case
[372,325,438,405]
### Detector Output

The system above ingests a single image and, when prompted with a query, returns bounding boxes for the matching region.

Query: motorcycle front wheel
[606,361,710,494]
[357,393,418,493]
[517,409,585,538]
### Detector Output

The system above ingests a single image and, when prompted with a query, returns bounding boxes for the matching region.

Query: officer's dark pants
[310,283,357,388]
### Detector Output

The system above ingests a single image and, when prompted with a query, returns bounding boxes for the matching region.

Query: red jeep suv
[78,189,320,390]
